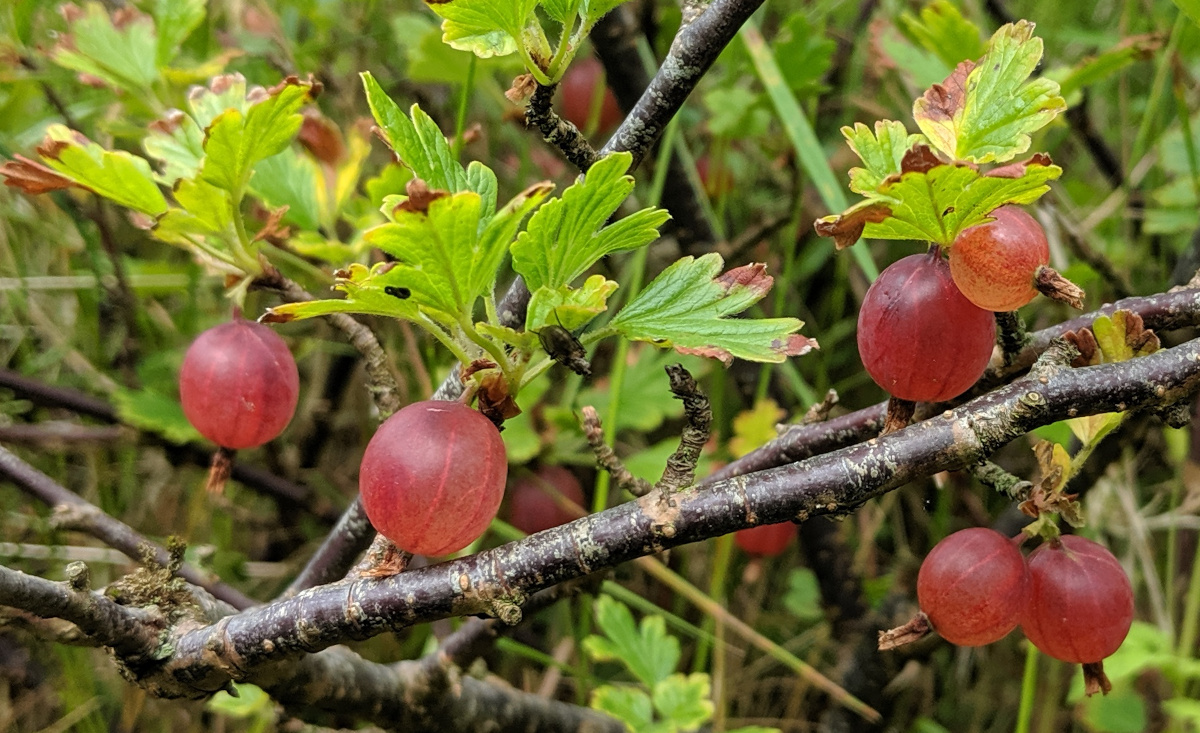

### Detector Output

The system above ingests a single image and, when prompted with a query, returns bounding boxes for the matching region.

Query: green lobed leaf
[511,152,670,291]
[540,0,578,24]
[783,568,824,621]
[728,399,786,459]
[250,148,323,231]
[112,387,201,445]
[424,0,540,58]
[154,0,206,67]
[364,192,486,315]
[608,254,816,365]
[144,111,206,184]
[361,73,479,197]
[153,177,233,246]
[583,596,679,688]
[842,121,925,194]
[39,125,169,215]
[580,0,629,28]
[200,78,315,195]
[469,181,553,299]
[652,673,714,731]
[50,2,159,92]
[527,274,617,334]
[863,158,1061,244]
[773,14,836,97]
[913,21,1066,164]
[590,686,654,731]
[899,0,985,71]
[263,263,421,324]
[188,74,254,129]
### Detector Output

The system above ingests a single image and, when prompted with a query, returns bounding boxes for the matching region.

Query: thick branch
[0,444,256,610]
[597,0,767,167]
[138,337,1200,693]
[711,287,1200,482]
[0,564,161,659]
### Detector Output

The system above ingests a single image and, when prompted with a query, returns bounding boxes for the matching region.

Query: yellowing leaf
[729,399,786,459]
[913,21,1065,163]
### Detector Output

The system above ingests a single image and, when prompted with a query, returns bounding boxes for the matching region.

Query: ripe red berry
[179,319,299,450]
[917,528,1029,646]
[857,249,996,402]
[559,56,622,134]
[507,465,585,535]
[1022,535,1134,664]
[735,522,797,557]
[950,205,1050,312]
[359,401,507,556]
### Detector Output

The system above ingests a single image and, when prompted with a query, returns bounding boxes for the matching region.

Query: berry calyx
[950,205,1050,312]
[507,465,585,535]
[735,522,797,557]
[179,319,300,450]
[857,249,996,402]
[917,528,1029,646]
[359,400,507,557]
[1021,535,1133,665]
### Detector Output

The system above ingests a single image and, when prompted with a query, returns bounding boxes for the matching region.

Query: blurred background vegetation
[1,0,1199,730]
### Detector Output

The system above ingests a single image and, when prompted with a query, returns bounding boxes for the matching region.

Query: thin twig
[655,364,711,493]
[581,406,652,496]
[0,444,256,610]
[525,83,600,172]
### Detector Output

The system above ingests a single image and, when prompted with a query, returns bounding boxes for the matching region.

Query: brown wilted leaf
[899,144,944,175]
[298,110,344,165]
[393,178,450,215]
[506,73,538,104]
[0,156,78,195]
[987,153,1055,179]
[813,202,892,249]
[1062,328,1099,367]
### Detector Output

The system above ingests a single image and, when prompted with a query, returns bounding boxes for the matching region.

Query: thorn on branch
[580,406,652,497]
[65,561,91,592]
[525,83,601,173]
[802,389,840,425]
[654,364,711,494]
[1029,337,1082,381]
[353,536,412,579]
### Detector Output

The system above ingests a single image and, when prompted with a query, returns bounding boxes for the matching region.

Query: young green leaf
[607,254,816,365]
[361,73,478,196]
[112,387,202,445]
[33,125,169,216]
[842,121,925,194]
[263,263,421,324]
[527,275,617,334]
[423,0,540,58]
[652,673,714,731]
[913,21,1066,163]
[898,0,985,70]
[144,111,206,184]
[815,150,1062,248]
[364,192,486,315]
[153,178,233,245]
[729,399,786,459]
[50,2,159,93]
[200,78,316,195]
[590,686,655,731]
[153,0,206,67]
[511,152,670,291]
[583,596,680,688]
[250,148,323,231]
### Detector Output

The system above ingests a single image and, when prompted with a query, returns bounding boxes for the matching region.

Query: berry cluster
[916,528,1133,681]
[858,205,1053,403]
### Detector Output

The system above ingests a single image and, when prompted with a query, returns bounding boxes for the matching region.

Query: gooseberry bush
[0,1,1195,732]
